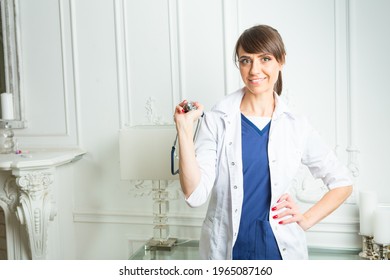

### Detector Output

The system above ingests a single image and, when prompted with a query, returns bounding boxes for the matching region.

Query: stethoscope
[171,102,204,175]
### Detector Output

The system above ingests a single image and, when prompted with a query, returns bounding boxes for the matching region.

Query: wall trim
[73,210,358,234]
[74,209,360,253]
[114,0,131,128]
[73,210,205,227]
[222,0,240,94]
[167,0,181,115]
[17,0,79,147]
[308,217,359,234]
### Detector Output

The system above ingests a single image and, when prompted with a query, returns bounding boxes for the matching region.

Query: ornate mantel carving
[0,176,18,212]
[13,169,56,259]
[0,149,85,259]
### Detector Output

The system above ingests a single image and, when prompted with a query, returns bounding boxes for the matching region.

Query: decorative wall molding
[307,216,360,250]
[73,210,205,228]
[332,0,360,179]
[16,0,79,148]
[74,209,359,253]
[222,0,240,94]
[345,0,360,179]
[0,0,25,127]
[114,0,131,128]
[167,0,182,116]
[292,0,358,205]
[73,209,358,234]
[144,96,170,125]
[78,210,361,253]
[115,0,180,128]
[116,0,238,128]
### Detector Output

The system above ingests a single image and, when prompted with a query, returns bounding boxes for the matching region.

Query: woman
[173,24,353,260]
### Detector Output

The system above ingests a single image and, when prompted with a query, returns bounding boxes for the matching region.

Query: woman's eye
[262,56,271,62]
[239,58,251,65]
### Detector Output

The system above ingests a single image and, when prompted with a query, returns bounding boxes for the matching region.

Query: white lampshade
[119,125,178,180]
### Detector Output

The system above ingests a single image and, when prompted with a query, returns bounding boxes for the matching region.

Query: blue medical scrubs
[232,114,282,260]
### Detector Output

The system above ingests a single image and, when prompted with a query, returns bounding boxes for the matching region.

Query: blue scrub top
[232,114,282,260]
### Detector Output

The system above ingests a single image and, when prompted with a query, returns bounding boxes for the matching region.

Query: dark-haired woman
[173,24,353,260]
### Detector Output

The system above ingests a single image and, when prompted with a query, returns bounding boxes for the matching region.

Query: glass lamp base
[145,237,178,251]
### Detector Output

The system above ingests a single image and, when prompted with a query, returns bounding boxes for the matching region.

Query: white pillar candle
[359,191,378,236]
[373,205,390,245]
[1,93,15,120]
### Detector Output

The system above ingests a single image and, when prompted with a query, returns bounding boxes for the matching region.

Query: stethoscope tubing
[171,112,204,175]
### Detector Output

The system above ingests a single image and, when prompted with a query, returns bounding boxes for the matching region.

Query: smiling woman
[0,0,25,128]
[235,25,286,97]
[172,24,353,260]
[237,51,282,100]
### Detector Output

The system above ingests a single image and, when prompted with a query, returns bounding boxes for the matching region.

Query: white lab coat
[185,88,353,260]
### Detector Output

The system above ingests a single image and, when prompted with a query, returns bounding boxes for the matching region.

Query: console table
[0,148,85,259]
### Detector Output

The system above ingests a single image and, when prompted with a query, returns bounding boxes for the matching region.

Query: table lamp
[119,125,178,250]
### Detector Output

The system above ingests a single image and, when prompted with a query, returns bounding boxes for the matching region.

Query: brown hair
[234,25,286,95]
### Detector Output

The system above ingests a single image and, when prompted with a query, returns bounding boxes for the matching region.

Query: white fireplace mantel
[0,148,85,260]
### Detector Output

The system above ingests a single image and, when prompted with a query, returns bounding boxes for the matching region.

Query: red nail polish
[271,207,277,211]
[181,109,185,113]
[278,221,283,224]
[272,215,278,219]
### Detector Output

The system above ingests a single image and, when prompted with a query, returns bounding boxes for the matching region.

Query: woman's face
[237,46,283,96]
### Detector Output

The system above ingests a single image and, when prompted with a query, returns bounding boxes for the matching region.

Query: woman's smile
[248,76,267,85]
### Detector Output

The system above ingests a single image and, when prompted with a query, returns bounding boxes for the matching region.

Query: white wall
[351,0,390,201]
[3,0,389,259]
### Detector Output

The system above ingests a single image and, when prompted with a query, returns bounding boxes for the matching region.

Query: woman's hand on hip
[271,193,310,231]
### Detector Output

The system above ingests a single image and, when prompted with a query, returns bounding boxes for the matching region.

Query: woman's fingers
[272,193,303,225]
[272,193,295,211]
[276,193,290,203]
[174,101,204,123]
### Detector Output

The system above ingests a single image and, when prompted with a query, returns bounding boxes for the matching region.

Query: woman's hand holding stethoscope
[271,193,309,231]
[171,100,204,175]
[174,100,204,128]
